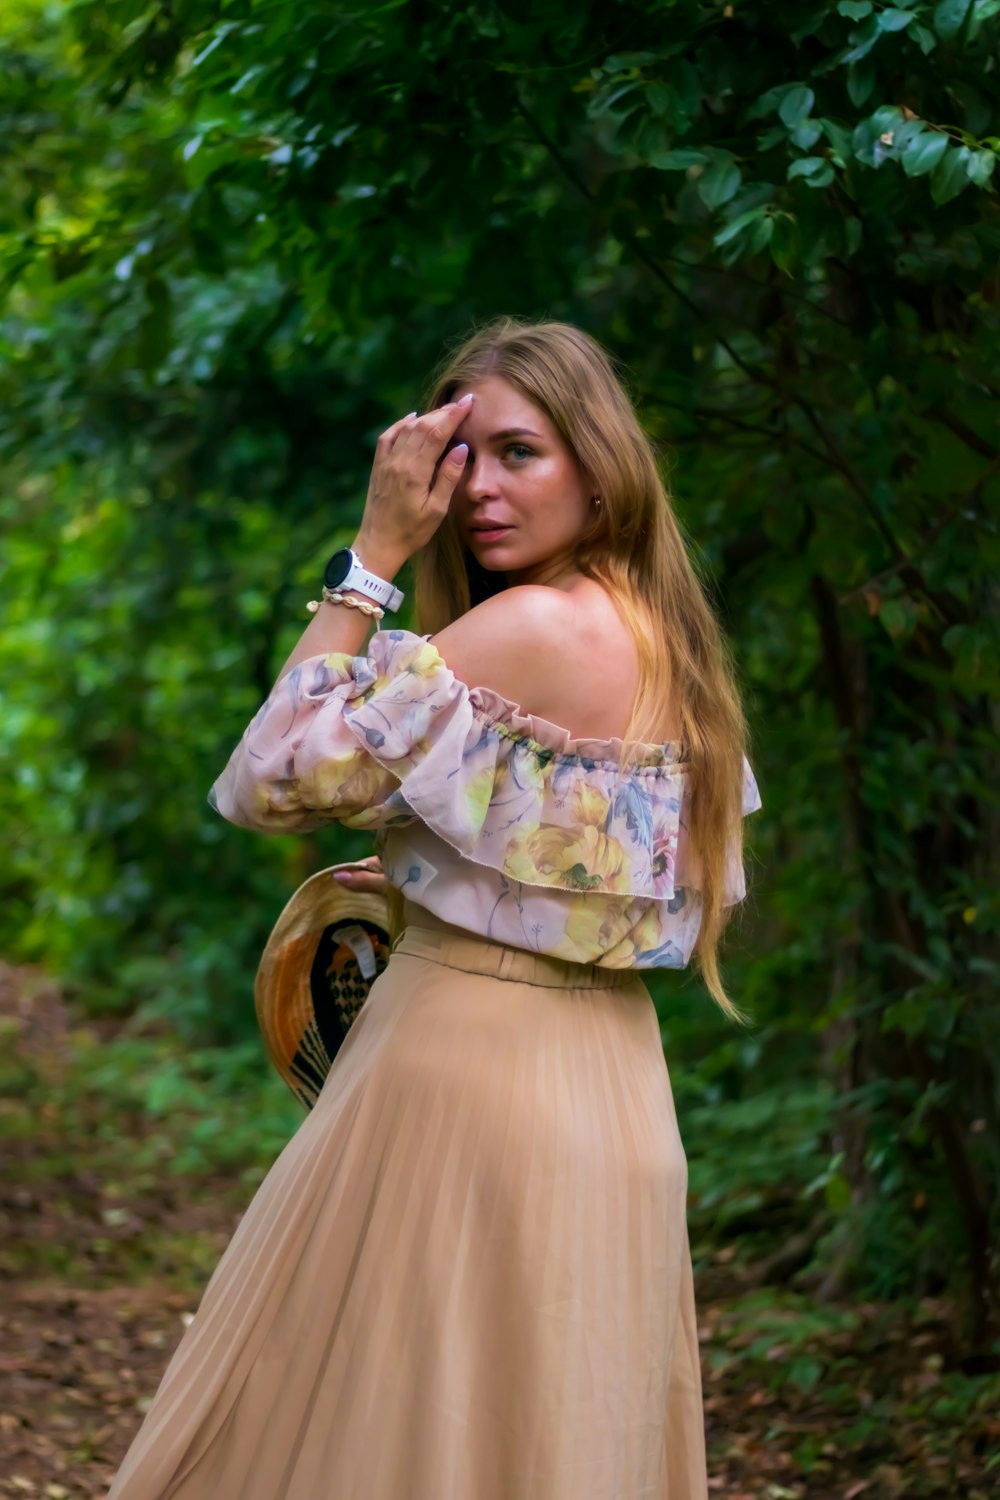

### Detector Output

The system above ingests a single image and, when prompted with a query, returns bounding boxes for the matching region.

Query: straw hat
[254,864,392,1110]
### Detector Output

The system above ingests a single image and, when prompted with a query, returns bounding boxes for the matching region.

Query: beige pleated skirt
[106,906,707,1500]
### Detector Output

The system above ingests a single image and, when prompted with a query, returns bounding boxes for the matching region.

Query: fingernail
[456,392,474,406]
[405,411,417,420]
[450,443,469,463]
[331,872,353,881]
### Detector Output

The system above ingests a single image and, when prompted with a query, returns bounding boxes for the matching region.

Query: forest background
[1,1,999,1495]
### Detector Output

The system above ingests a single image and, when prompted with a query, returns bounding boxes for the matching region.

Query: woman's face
[444,375,592,584]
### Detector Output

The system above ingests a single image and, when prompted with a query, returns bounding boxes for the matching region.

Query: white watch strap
[344,554,404,614]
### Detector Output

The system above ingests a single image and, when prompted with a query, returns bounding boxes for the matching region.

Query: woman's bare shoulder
[550,580,643,737]
[429,582,641,740]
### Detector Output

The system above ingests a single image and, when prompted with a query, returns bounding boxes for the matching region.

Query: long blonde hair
[412,317,752,1018]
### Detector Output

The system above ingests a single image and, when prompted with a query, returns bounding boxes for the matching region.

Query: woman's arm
[273,530,403,682]
[211,399,475,833]
[275,399,474,683]
[210,587,574,838]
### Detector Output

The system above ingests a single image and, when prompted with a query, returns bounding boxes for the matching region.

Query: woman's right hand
[330,855,391,896]
[353,395,474,573]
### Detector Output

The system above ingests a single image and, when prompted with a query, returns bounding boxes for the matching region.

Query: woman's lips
[469,525,513,543]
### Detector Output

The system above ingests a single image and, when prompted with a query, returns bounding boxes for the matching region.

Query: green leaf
[967,147,997,186]
[778,85,815,127]
[745,82,809,123]
[787,1356,825,1390]
[879,599,911,640]
[790,119,823,150]
[931,143,972,202]
[808,164,835,188]
[941,623,1000,691]
[912,21,939,49]
[712,206,767,246]
[843,15,881,61]
[697,158,742,210]
[821,118,855,165]
[891,118,926,155]
[852,106,905,166]
[838,0,872,15]
[769,214,800,273]
[648,148,708,170]
[746,216,774,253]
[756,125,788,151]
[846,60,876,105]
[604,51,660,70]
[901,131,948,176]
[791,13,827,41]
[871,103,907,135]
[788,157,835,187]
[877,8,916,29]
[825,1173,853,1214]
[933,0,973,37]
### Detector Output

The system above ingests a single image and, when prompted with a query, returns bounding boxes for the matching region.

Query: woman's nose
[465,457,499,498]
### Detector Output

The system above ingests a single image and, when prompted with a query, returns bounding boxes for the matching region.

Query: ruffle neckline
[335,630,689,901]
[415,633,687,773]
[209,626,757,907]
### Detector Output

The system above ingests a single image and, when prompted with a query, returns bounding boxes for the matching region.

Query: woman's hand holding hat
[255,861,393,1109]
[330,855,390,895]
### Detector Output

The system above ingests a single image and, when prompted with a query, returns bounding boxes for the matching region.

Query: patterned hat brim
[254,866,392,1110]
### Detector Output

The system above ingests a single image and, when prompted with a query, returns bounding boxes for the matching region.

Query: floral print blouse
[209,629,762,970]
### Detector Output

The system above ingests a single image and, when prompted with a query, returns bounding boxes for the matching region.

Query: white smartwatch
[322,548,404,614]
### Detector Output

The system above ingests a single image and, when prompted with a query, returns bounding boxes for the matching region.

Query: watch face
[323,548,354,589]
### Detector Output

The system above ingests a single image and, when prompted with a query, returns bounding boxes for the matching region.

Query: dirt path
[3,1284,197,1497]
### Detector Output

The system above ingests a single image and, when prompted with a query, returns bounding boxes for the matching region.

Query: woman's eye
[505,443,534,461]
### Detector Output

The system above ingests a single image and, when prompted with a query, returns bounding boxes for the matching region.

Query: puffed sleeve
[671,755,762,908]
[208,631,444,835]
[723,756,762,906]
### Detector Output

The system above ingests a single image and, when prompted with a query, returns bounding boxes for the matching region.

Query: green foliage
[2,1019,299,1189]
[1,0,998,1342]
[0,999,300,1288]
[704,1285,1000,1489]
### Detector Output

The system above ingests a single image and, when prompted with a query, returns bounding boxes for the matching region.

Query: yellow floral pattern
[210,628,761,970]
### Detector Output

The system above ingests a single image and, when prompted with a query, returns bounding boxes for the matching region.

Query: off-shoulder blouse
[209,628,762,970]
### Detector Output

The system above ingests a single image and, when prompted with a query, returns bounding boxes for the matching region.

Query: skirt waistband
[392,901,635,990]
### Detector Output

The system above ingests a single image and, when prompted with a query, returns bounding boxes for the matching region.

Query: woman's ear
[580,465,600,500]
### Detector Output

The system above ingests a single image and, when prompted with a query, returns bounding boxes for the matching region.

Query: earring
[592,496,602,508]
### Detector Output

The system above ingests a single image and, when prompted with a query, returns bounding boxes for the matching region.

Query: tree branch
[643,391,831,466]
[796,396,907,563]
[929,406,1000,462]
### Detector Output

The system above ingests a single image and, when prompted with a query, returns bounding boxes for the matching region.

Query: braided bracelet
[306,586,385,621]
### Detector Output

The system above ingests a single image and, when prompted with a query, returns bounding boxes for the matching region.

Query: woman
[107,318,760,1500]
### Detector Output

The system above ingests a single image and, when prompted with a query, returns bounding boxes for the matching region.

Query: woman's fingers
[362,393,475,553]
[416,393,474,447]
[430,441,470,501]
[389,397,474,513]
[391,395,473,462]
[331,857,389,895]
[376,411,419,453]
[333,871,390,894]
